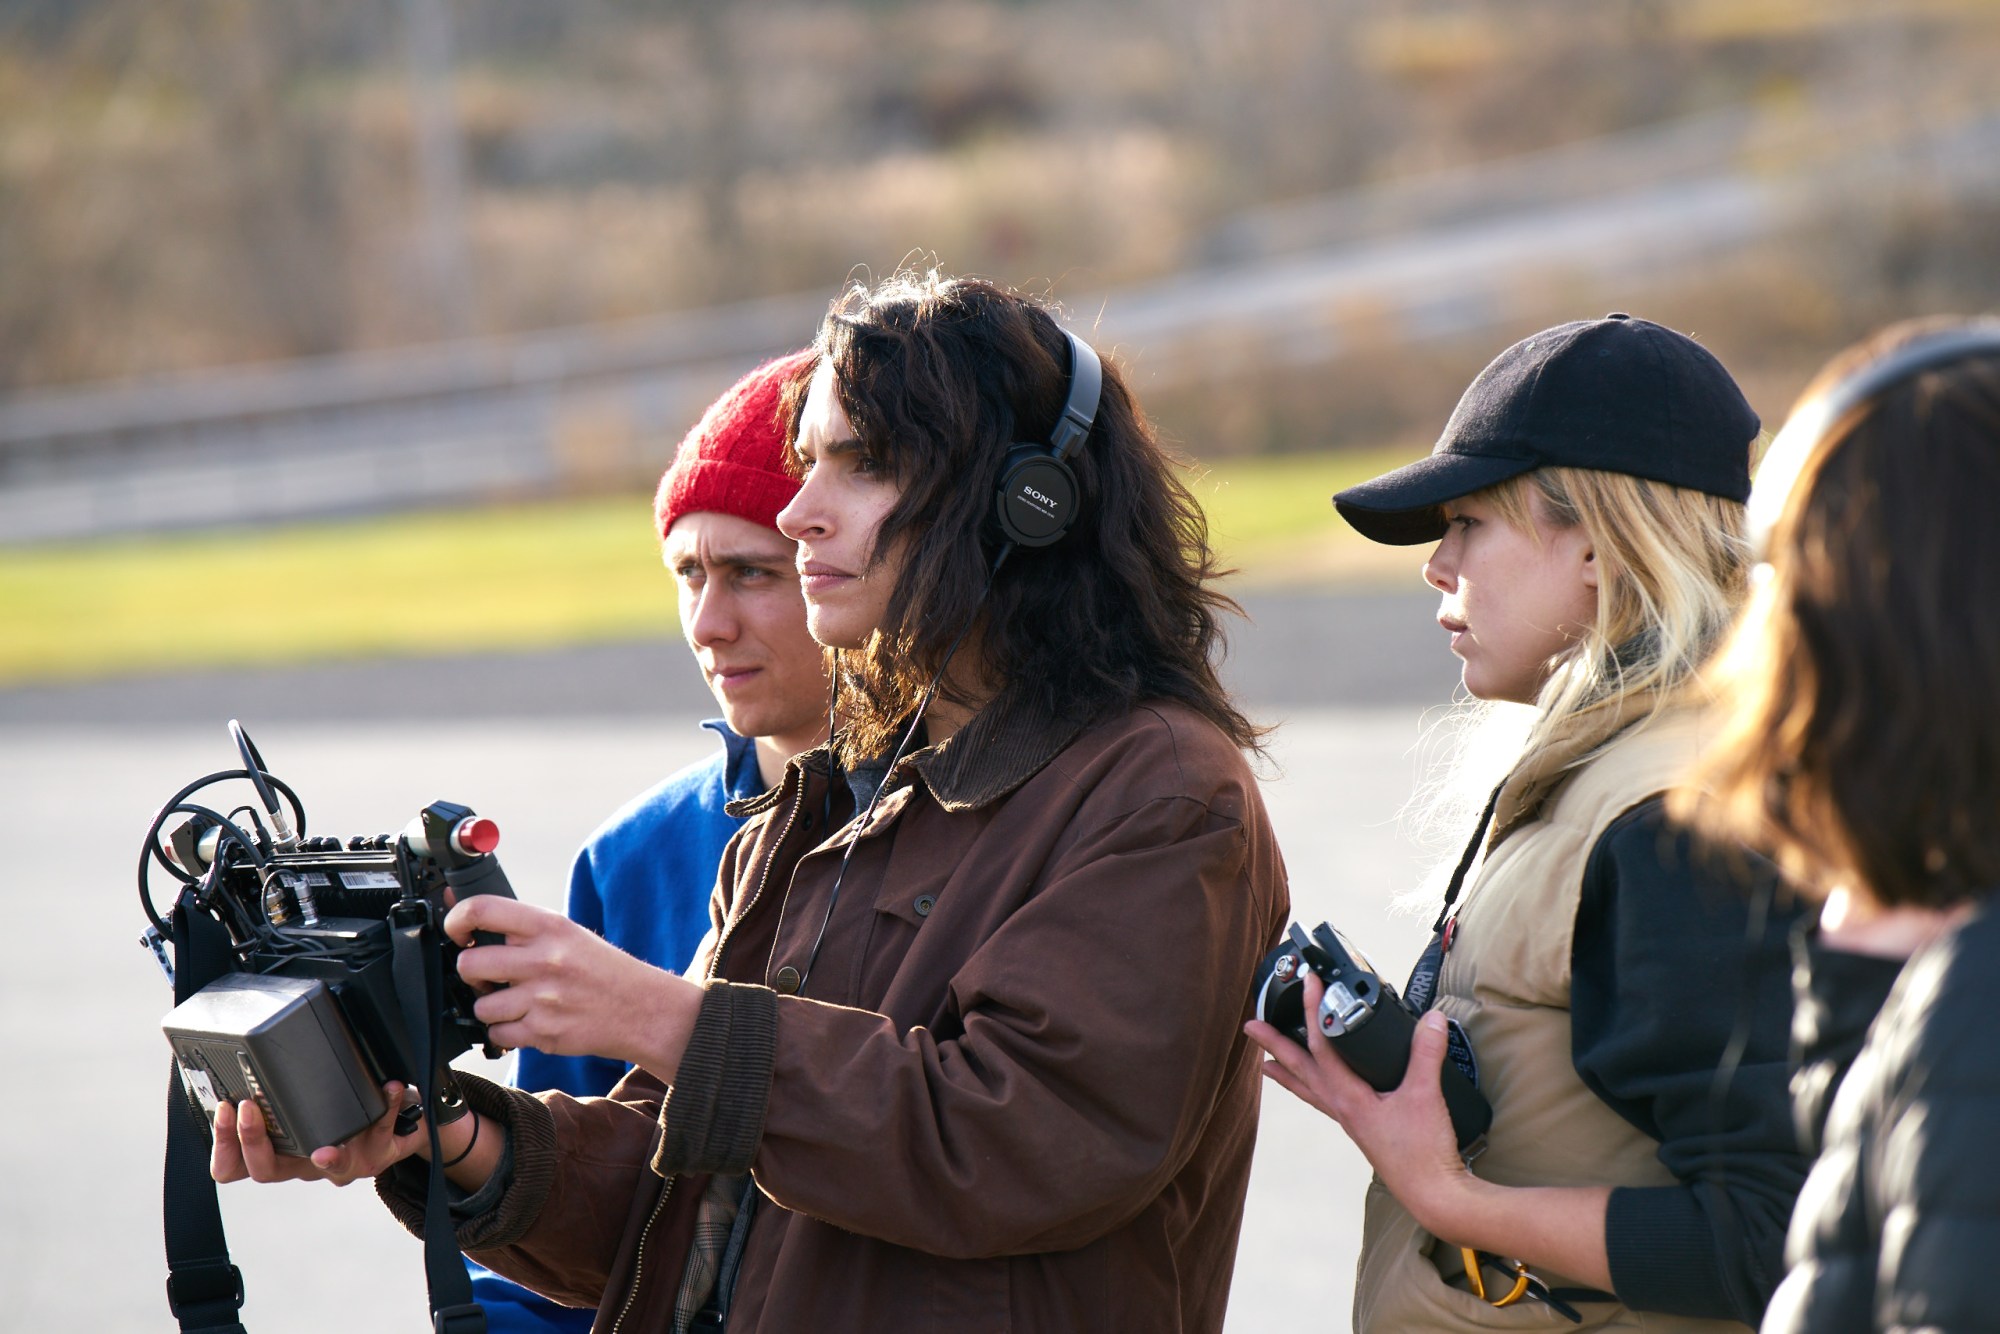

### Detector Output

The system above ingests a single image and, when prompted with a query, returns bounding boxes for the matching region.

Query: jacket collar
[729,745,830,819]
[729,693,1090,821]
[1489,690,1668,847]
[908,694,1092,813]
[702,718,769,804]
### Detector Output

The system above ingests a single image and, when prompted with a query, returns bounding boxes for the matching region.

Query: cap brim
[1332,451,1538,545]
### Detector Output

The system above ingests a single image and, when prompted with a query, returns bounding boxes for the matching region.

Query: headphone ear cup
[994,445,1079,548]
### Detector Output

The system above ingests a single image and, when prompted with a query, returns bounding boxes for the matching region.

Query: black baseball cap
[1333,313,1760,545]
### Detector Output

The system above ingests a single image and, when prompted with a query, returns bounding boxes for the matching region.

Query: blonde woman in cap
[1248,314,1811,1331]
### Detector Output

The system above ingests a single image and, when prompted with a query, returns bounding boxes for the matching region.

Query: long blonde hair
[1495,465,1752,765]
[1403,466,1752,900]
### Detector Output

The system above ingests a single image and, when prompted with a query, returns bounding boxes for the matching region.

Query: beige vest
[1354,708,1748,1333]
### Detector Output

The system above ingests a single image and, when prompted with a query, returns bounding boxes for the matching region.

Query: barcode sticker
[338,871,400,890]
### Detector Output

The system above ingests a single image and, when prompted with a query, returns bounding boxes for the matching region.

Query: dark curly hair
[781,270,1260,763]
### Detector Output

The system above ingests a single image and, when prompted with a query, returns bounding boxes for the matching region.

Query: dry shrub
[1144,188,2000,465]
[4,0,2000,396]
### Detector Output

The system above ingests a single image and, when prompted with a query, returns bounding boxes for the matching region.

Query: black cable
[142,769,256,876]
[796,541,1015,994]
[229,806,272,853]
[137,768,304,932]
[229,719,284,828]
[144,767,306,859]
[140,800,269,932]
[822,666,841,835]
[144,804,270,947]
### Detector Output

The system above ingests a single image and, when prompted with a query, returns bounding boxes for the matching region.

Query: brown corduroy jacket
[381,698,1290,1333]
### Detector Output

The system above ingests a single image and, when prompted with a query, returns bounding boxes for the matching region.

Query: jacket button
[913,894,935,917]
[773,965,801,994]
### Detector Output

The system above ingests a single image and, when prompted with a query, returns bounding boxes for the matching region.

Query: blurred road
[1,588,1465,1332]
[0,588,1453,725]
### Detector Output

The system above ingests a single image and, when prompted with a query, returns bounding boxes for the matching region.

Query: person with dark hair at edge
[212,270,1290,1334]
[469,350,833,1332]
[1248,314,1811,1330]
[1676,317,2000,1334]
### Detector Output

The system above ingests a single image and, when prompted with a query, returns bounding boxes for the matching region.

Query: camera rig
[142,720,513,1334]
[1254,921,1492,1154]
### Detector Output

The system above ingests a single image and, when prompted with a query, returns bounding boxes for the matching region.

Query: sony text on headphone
[992,329,1103,549]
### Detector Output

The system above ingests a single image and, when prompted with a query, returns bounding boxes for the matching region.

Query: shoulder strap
[389,912,488,1334]
[162,891,248,1334]
[1432,782,1504,933]
[160,891,488,1334]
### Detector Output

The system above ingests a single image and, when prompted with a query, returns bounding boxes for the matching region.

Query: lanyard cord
[1432,781,1505,934]
[796,541,1014,993]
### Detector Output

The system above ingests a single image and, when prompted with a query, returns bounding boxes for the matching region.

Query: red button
[454,817,501,856]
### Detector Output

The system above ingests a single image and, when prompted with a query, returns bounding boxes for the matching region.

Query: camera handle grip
[442,856,516,949]
[1327,999,1493,1152]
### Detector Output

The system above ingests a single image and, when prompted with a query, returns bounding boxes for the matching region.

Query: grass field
[0,445,1426,685]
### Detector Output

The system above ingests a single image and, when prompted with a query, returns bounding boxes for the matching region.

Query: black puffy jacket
[1762,901,2000,1333]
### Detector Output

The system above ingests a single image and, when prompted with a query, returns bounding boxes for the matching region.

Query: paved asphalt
[0,588,1459,726]
[2,587,1466,1332]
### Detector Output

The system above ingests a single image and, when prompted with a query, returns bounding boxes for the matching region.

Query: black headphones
[991,329,1104,548]
[1751,319,2000,552]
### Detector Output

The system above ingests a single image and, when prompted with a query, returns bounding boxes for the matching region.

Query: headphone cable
[796,541,1013,992]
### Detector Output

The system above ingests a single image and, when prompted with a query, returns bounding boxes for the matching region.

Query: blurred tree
[1167,0,1388,209]
[1,0,1998,419]
[402,0,476,336]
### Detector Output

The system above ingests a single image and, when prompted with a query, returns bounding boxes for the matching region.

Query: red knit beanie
[653,349,816,539]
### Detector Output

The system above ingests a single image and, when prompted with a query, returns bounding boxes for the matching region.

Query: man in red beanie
[471,349,829,1334]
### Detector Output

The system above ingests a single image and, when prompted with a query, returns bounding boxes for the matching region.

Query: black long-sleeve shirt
[1569,798,1809,1325]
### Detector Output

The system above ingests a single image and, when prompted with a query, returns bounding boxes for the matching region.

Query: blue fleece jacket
[470,720,764,1332]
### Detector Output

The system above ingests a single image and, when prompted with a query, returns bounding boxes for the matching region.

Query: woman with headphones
[211,271,1290,1334]
[1680,318,2000,1334]
[1249,314,1811,1331]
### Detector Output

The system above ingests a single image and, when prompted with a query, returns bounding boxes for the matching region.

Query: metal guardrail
[4,102,1996,546]
[0,296,832,544]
